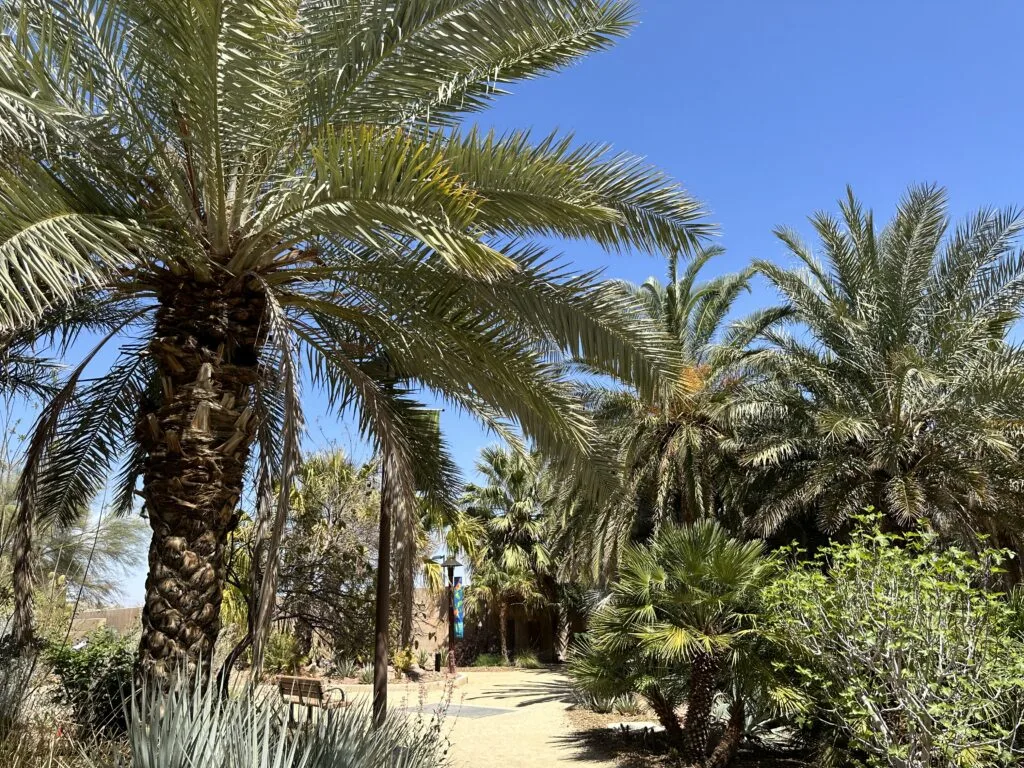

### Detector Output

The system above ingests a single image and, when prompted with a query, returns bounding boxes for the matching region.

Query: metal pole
[447,564,456,673]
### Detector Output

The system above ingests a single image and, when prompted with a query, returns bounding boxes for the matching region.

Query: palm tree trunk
[681,651,720,765]
[10,506,35,650]
[646,686,685,749]
[136,276,265,681]
[499,602,509,664]
[372,446,394,726]
[705,695,745,768]
[555,604,570,662]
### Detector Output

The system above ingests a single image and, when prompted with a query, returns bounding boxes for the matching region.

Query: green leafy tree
[569,520,776,767]
[1,0,707,678]
[765,515,1024,767]
[743,186,1024,542]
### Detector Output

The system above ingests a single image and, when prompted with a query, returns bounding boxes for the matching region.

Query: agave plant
[1,0,708,679]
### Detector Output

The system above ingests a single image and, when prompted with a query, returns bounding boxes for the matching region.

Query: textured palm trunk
[372,447,394,727]
[681,651,720,765]
[499,602,510,664]
[647,686,685,749]
[705,695,745,768]
[555,604,570,662]
[10,508,35,650]
[137,275,265,681]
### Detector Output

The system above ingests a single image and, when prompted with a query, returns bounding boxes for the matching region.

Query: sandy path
[400,668,615,768]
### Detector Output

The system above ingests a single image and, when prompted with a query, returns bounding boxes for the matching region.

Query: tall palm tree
[464,446,552,573]
[562,248,779,573]
[743,186,1024,542]
[570,520,774,767]
[2,0,707,678]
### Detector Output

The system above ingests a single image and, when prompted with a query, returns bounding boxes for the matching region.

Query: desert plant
[392,648,415,677]
[48,628,135,736]
[472,653,506,668]
[332,659,358,680]
[415,650,429,669]
[357,665,375,686]
[513,651,542,669]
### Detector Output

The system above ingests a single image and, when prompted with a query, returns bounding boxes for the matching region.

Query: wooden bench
[277,676,345,725]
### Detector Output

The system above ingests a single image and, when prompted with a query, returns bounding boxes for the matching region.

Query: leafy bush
[513,651,541,669]
[764,515,1024,767]
[392,647,414,676]
[48,628,136,735]
[264,631,302,674]
[471,653,506,667]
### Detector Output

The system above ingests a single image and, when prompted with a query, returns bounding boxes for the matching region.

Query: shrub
[392,647,414,677]
[613,694,644,717]
[48,628,135,735]
[471,653,505,667]
[416,650,429,669]
[513,651,541,669]
[264,631,302,674]
[357,665,374,685]
[332,659,357,679]
[764,514,1024,767]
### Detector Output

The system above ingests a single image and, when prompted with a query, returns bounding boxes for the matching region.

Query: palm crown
[1,0,709,673]
[743,185,1024,540]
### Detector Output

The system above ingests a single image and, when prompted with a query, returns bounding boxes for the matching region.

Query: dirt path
[399,668,617,767]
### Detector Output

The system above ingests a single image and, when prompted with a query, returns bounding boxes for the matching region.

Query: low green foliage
[765,515,1024,767]
[392,647,414,676]
[48,628,135,735]
[513,651,542,669]
[357,665,374,685]
[472,653,506,667]
[416,650,430,668]
[263,631,303,675]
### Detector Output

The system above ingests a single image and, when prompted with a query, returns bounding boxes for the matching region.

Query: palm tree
[742,185,1024,542]
[562,248,779,572]
[464,447,552,573]
[1,0,708,678]
[464,561,545,665]
[570,520,774,767]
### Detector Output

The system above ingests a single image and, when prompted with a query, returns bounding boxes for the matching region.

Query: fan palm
[464,561,545,665]
[743,185,1024,541]
[1,0,709,677]
[464,446,552,574]
[572,520,773,766]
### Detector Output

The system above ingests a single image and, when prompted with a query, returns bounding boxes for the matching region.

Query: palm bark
[706,695,745,768]
[681,651,720,765]
[10,506,35,650]
[499,601,510,664]
[372,446,394,726]
[647,686,685,749]
[137,276,265,680]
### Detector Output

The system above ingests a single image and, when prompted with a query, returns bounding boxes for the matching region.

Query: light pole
[440,555,462,673]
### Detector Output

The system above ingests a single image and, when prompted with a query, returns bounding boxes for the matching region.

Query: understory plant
[764,514,1024,767]
[568,520,779,767]
[48,629,136,736]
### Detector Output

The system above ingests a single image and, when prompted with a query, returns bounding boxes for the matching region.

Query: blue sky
[120,0,1024,602]
[307,0,1024,477]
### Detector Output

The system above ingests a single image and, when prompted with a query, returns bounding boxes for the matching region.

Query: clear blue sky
[307,0,1024,476]
[124,0,1024,602]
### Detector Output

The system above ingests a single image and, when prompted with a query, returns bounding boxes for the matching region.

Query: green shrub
[264,631,302,674]
[472,653,505,667]
[765,514,1024,767]
[513,651,541,669]
[613,694,644,716]
[392,647,414,676]
[48,628,135,735]
[416,649,429,668]
[332,658,357,679]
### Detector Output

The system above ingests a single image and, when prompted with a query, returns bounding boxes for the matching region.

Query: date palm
[464,561,545,665]
[743,186,1024,541]
[1,0,707,677]
[563,248,779,573]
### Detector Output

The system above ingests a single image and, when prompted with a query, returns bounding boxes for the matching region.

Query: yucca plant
[1,0,709,678]
[742,185,1024,542]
